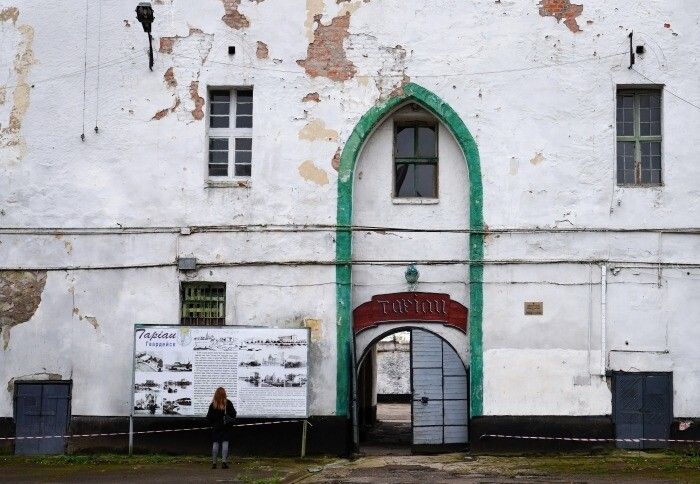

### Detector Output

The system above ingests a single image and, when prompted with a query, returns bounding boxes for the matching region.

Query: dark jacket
[206,399,236,442]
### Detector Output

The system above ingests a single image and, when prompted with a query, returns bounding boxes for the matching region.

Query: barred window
[616,88,662,186]
[208,88,253,178]
[180,282,225,326]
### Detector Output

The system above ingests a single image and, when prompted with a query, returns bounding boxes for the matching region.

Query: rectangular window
[394,123,438,198]
[207,88,253,179]
[616,88,662,186]
[181,282,225,326]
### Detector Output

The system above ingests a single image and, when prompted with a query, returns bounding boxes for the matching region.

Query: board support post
[128,415,134,456]
[300,420,308,458]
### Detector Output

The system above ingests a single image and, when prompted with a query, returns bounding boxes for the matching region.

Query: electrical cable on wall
[94,0,102,134]
[80,0,89,141]
[631,67,700,111]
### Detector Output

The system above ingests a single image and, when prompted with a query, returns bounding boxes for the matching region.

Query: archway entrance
[353,293,469,453]
[335,83,484,423]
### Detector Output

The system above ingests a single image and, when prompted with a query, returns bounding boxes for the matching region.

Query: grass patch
[524,450,700,482]
[0,453,210,467]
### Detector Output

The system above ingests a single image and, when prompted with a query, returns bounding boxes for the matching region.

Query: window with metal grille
[180,282,225,326]
[393,122,438,198]
[616,88,662,186]
[208,88,253,179]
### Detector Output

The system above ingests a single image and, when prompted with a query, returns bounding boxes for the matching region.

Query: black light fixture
[135,2,155,71]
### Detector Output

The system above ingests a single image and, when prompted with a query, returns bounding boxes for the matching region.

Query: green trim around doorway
[335,83,484,417]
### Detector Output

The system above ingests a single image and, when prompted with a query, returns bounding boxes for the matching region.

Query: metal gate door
[15,382,71,455]
[411,329,468,446]
[613,372,672,449]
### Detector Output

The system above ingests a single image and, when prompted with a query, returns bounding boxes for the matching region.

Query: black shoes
[222,462,229,469]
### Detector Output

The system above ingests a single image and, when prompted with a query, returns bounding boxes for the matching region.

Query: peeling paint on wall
[302,0,325,43]
[297,12,356,81]
[163,67,177,88]
[298,160,330,186]
[221,0,250,29]
[372,43,410,100]
[538,0,584,33]
[299,119,338,142]
[189,81,205,120]
[256,41,269,59]
[156,29,212,121]
[331,147,341,171]
[152,97,180,120]
[302,92,320,103]
[158,28,212,61]
[0,6,19,23]
[7,372,62,393]
[530,152,545,165]
[0,8,36,162]
[84,316,99,330]
[159,37,176,54]
[0,271,47,350]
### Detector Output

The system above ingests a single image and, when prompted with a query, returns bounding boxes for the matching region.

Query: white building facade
[0,0,698,454]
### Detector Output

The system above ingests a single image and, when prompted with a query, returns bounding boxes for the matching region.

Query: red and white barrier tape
[481,434,700,444]
[0,419,310,441]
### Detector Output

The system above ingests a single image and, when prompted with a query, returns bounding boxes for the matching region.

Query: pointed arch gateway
[335,83,484,417]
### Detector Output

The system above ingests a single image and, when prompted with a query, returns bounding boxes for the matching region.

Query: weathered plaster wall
[376,336,410,395]
[0,0,698,421]
[352,108,470,308]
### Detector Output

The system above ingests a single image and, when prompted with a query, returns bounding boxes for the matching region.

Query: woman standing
[206,387,237,469]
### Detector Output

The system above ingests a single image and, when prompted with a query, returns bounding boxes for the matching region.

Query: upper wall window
[181,282,225,326]
[208,88,253,178]
[394,122,438,198]
[616,88,662,186]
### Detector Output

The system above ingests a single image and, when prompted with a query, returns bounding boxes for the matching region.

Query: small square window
[207,88,253,180]
[181,282,225,326]
[616,88,662,186]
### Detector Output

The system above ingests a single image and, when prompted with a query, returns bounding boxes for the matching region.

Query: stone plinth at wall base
[671,418,700,451]
[0,418,15,454]
[470,416,615,453]
[3,416,351,457]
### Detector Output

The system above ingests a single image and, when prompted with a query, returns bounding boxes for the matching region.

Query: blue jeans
[212,441,229,464]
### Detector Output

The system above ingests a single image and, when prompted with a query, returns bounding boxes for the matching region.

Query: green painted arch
[335,82,484,417]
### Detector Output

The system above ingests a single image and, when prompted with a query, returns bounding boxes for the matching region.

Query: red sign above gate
[353,292,468,334]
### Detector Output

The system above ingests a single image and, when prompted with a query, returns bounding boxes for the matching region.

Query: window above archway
[393,104,439,199]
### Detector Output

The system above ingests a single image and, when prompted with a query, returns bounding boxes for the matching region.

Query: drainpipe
[600,264,607,376]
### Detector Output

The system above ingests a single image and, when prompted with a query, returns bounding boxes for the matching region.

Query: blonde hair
[212,387,227,410]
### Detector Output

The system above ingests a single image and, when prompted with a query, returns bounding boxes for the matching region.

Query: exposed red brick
[189,81,205,120]
[302,92,320,103]
[664,23,671,28]
[159,29,208,55]
[388,74,411,98]
[151,97,180,120]
[221,0,249,29]
[538,0,583,33]
[163,67,177,88]
[152,108,169,120]
[331,147,341,171]
[297,13,356,82]
[159,37,175,54]
[256,41,269,59]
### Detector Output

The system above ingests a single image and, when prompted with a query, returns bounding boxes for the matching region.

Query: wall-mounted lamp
[135,2,155,71]
[405,264,419,288]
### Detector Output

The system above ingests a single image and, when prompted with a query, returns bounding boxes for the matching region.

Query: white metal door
[411,329,468,445]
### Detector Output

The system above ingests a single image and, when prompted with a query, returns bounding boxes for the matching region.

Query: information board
[132,325,309,418]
